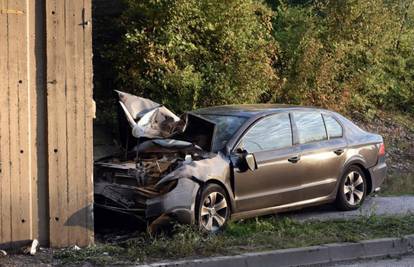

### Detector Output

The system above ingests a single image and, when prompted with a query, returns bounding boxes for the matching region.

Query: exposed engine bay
[94,91,230,230]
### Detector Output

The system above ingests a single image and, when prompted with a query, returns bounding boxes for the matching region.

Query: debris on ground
[72,245,81,251]
[0,250,7,257]
[22,239,39,255]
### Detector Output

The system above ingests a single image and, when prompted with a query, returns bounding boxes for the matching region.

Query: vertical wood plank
[45,0,59,247]
[77,0,91,245]
[27,0,49,246]
[65,0,82,245]
[56,0,69,247]
[75,0,86,245]
[46,0,69,247]
[0,11,2,237]
[7,0,24,242]
[16,0,31,241]
[28,0,39,244]
[46,0,94,247]
[83,0,94,245]
[0,0,12,244]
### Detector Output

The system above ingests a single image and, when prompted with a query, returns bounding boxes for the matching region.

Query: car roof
[193,104,327,118]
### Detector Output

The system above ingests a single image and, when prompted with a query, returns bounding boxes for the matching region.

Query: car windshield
[199,114,247,152]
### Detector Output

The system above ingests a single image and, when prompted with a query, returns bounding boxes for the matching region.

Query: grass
[54,214,414,265]
[381,172,414,196]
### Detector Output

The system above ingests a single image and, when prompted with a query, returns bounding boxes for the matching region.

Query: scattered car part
[22,239,39,255]
[72,245,81,251]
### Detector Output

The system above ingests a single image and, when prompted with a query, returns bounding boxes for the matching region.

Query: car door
[292,111,347,200]
[231,112,303,213]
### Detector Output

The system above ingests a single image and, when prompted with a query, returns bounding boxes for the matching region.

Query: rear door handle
[288,156,301,163]
[334,149,344,155]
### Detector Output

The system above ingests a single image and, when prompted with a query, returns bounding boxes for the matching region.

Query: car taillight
[378,143,385,156]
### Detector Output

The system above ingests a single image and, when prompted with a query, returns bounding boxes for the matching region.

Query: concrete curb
[139,235,414,267]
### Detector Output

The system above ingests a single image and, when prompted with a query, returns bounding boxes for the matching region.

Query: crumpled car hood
[116,91,216,152]
[116,90,183,138]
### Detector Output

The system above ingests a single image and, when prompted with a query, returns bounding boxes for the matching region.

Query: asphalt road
[288,196,414,221]
[329,254,414,266]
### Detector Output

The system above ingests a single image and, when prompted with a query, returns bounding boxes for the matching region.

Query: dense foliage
[103,0,278,114]
[273,0,414,116]
[93,0,414,123]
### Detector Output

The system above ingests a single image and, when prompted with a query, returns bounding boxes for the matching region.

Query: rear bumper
[368,161,387,193]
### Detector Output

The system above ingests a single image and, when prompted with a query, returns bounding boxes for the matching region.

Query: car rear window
[294,112,327,144]
[323,114,343,138]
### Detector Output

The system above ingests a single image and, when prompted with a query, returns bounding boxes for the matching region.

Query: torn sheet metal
[116,90,183,138]
[116,90,160,121]
[155,153,229,189]
[132,106,183,138]
[116,91,216,150]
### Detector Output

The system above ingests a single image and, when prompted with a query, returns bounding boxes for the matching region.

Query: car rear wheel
[335,166,367,211]
[197,184,230,233]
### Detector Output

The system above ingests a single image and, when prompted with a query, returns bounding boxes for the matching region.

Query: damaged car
[94,91,387,232]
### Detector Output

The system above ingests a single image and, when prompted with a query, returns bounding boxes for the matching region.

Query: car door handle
[288,156,301,163]
[334,149,344,155]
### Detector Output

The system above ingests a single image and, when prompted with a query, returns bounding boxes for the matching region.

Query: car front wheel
[335,166,367,211]
[197,184,230,233]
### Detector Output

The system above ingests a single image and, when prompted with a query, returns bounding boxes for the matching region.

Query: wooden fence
[0,0,94,248]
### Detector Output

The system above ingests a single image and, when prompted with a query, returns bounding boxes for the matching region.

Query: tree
[273,0,414,117]
[109,0,279,113]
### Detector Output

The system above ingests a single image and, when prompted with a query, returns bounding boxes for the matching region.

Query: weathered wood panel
[0,0,93,248]
[0,0,32,245]
[45,0,94,247]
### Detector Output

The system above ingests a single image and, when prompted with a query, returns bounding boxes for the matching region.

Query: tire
[197,184,230,233]
[335,165,367,211]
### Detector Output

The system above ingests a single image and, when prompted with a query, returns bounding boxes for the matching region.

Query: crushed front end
[94,91,225,229]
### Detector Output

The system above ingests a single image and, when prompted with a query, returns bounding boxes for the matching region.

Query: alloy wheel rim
[200,192,228,232]
[344,171,365,206]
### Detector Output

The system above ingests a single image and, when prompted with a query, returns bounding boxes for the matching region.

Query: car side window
[323,114,343,138]
[294,112,327,144]
[240,113,292,153]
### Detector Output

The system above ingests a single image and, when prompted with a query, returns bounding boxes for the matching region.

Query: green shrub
[272,0,414,117]
[108,0,279,113]
[94,0,414,124]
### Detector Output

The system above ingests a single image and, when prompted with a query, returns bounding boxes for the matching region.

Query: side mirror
[232,146,257,172]
[245,153,257,171]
